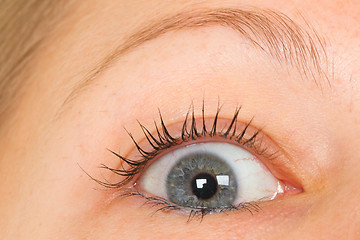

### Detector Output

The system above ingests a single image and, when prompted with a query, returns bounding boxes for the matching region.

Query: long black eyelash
[102,103,261,186]
[93,102,273,219]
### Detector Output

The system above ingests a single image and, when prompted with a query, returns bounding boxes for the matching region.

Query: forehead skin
[1,0,360,239]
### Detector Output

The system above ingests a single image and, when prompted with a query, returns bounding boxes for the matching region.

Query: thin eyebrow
[62,7,330,109]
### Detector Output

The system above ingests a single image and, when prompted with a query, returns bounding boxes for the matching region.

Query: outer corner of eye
[133,140,303,216]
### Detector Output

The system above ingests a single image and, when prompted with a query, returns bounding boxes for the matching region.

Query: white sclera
[139,142,281,204]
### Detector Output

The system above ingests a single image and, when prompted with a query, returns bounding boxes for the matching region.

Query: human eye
[93,103,302,221]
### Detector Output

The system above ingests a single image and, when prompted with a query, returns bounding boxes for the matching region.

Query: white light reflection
[196,179,207,188]
[216,175,230,186]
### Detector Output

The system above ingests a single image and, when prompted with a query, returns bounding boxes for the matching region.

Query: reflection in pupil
[191,173,218,200]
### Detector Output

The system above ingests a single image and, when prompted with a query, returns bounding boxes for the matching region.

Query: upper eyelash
[94,102,273,190]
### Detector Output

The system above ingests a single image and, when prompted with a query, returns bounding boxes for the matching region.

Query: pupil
[191,173,218,200]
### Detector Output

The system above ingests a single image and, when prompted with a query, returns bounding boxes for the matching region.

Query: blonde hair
[0,0,68,119]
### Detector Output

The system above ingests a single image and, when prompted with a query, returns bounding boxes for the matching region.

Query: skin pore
[1,0,360,239]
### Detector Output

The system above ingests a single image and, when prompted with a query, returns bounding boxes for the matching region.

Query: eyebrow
[62,7,330,108]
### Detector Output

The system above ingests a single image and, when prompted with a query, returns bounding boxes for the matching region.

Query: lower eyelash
[118,188,262,222]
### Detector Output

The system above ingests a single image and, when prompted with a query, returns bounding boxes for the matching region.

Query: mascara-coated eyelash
[95,103,276,189]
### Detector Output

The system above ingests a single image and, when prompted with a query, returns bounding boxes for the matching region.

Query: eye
[96,104,302,219]
[139,142,282,210]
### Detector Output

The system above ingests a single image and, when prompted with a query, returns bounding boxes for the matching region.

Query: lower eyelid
[108,183,303,222]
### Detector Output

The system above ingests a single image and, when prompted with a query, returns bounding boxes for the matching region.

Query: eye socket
[139,141,283,210]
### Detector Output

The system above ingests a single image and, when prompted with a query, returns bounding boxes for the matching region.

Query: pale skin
[1,0,360,239]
